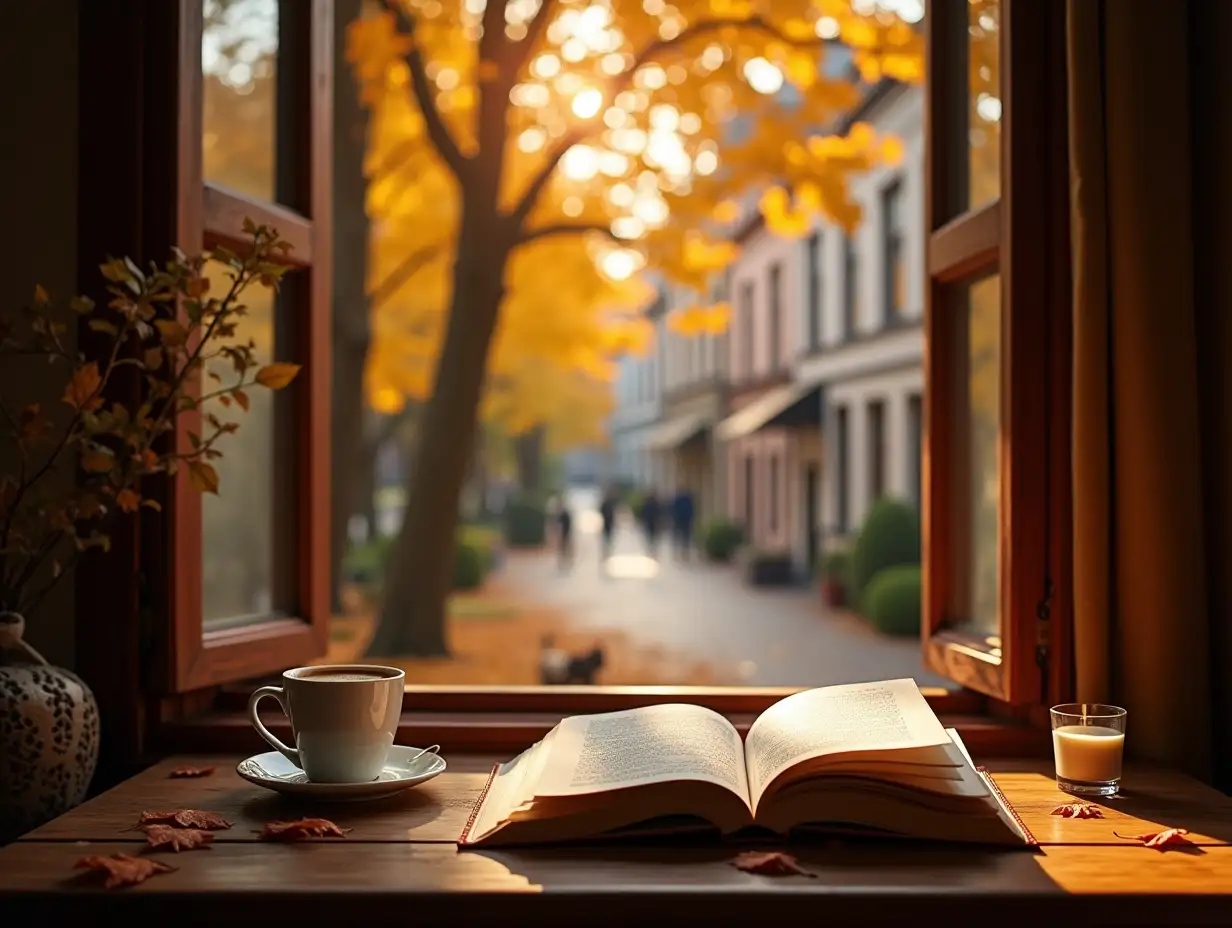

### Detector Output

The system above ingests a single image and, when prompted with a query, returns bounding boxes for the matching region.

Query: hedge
[848,498,921,604]
[700,519,744,562]
[862,564,922,636]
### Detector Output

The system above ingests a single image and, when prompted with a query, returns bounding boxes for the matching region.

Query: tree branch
[370,243,443,310]
[385,1,469,179]
[520,0,558,64]
[508,15,820,231]
[517,221,622,246]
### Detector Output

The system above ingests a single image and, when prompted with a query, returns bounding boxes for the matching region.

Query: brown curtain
[1068,0,1232,787]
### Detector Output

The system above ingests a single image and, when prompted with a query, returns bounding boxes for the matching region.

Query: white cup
[248,664,405,783]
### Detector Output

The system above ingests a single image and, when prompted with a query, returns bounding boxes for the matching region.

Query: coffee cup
[247,665,405,783]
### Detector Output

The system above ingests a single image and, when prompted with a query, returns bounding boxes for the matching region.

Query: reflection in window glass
[954,274,1001,635]
[202,0,278,200]
[968,0,1001,208]
[201,263,292,627]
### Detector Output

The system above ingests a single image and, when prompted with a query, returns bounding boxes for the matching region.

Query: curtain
[1068,0,1232,787]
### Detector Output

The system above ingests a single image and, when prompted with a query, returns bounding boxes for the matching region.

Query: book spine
[978,766,1039,846]
[457,764,501,847]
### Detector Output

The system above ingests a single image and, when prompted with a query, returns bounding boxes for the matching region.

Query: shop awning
[714,381,823,441]
[645,412,710,451]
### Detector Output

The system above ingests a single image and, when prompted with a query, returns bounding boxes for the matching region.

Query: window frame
[767,261,782,370]
[882,176,905,324]
[867,398,886,502]
[806,230,822,351]
[842,233,858,340]
[921,0,1071,704]
[164,0,333,692]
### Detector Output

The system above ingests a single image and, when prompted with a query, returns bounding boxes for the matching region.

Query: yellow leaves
[371,386,406,415]
[667,302,731,336]
[785,51,817,90]
[187,461,220,495]
[712,200,741,223]
[254,363,301,390]
[33,284,50,304]
[681,235,739,273]
[880,134,905,167]
[63,363,103,411]
[760,186,812,239]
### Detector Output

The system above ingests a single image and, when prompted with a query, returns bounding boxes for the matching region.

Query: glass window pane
[201,262,295,628]
[950,274,1001,635]
[202,0,279,200]
[968,0,1001,208]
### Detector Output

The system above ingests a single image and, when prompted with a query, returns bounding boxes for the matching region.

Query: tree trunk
[514,425,545,494]
[328,0,370,615]
[366,219,508,657]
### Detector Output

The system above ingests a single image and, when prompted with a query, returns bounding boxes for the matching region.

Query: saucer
[236,745,446,802]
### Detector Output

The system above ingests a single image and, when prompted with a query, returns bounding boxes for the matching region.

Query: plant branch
[385,1,470,179]
[370,243,443,310]
[517,221,623,246]
[509,15,819,231]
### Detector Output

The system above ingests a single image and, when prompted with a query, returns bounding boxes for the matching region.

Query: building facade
[606,288,666,491]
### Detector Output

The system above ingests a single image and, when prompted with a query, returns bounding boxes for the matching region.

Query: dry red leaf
[143,824,215,852]
[168,764,215,778]
[258,818,351,841]
[136,809,232,831]
[74,854,176,889]
[1051,802,1104,819]
[729,851,816,878]
[1115,827,1195,849]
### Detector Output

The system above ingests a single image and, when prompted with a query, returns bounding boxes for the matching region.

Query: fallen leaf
[75,854,176,889]
[258,818,351,841]
[730,851,816,878]
[136,809,232,830]
[168,764,215,778]
[1115,827,1195,849]
[1051,802,1104,819]
[143,824,214,852]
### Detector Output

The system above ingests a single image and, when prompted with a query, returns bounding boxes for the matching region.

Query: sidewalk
[503,511,949,688]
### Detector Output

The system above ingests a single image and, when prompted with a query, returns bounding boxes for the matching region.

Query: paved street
[501,489,948,688]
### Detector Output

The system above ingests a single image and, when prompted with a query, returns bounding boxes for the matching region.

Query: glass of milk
[1050,704,1127,796]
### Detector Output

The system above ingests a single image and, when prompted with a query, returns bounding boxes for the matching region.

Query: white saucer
[236,745,446,802]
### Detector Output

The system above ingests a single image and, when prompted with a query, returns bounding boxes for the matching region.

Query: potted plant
[819,550,850,608]
[0,223,299,841]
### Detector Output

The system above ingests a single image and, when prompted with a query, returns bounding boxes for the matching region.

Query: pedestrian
[598,486,619,561]
[671,486,695,560]
[555,499,574,569]
[640,488,662,557]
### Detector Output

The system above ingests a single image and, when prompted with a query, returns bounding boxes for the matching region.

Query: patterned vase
[0,612,99,842]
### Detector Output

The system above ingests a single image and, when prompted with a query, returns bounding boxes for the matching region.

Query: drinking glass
[1050,704,1127,797]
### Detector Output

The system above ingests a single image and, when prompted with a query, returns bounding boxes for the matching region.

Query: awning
[715,381,823,441]
[645,412,710,451]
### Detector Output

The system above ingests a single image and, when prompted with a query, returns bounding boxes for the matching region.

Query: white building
[606,287,666,490]
[796,81,926,549]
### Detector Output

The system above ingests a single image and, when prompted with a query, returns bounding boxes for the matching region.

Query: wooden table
[3,755,1232,924]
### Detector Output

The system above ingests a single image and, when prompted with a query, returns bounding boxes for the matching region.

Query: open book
[460,679,1035,847]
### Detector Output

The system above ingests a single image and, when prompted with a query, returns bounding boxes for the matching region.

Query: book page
[745,679,952,807]
[532,703,750,805]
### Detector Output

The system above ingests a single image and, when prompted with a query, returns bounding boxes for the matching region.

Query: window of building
[743,453,756,539]
[836,405,850,533]
[768,262,782,370]
[740,280,755,379]
[843,234,858,340]
[882,178,906,323]
[908,392,923,509]
[769,453,780,533]
[807,231,822,350]
[868,399,886,504]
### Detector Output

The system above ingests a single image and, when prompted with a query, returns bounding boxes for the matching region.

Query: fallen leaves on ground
[1051,802,1104,819]
[168,764,215,778]
[1114,828,1195,849]
[143,824,215,852]
[729,851,816,878]
[75,854,176,889]
[136,810,232,831]
[258,818,351,841]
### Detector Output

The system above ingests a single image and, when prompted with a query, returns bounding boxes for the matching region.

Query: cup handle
[248,685,300,768]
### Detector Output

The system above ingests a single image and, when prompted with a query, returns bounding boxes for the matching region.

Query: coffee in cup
[248,664,405,783]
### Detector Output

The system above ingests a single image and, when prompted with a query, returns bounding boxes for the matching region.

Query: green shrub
[503,495,547,547]
[863,565,922,636]
[820,549,849,583]
[460,524,500,573]
[849,498,921,604]
[700,519,744,562]
[452,539,486,590]
[341,535,393,586]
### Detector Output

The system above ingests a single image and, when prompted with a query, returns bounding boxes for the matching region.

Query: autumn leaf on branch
[729,851,816,878]
[1051,802,1104,819]
[258,818,351,841]
[61,362,103,411]
[187,460,220,495]
[254,362,301,390]
[143,824,215,852]
[74,854,176,889]
[168,764,216,778]
[136,809,232,831]
[1114,828,1196,850]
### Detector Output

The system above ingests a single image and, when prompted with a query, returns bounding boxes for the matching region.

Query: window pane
[951,274,1001,635]
[201,263,295,627]
[968,0,1001,208]
[202,0,278,200]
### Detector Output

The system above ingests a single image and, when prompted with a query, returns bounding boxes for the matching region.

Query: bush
[452,539,486,590]
[848,498,921,605]
[460,524,501,573]
[342,524,497,592]
[341,535,393,586]
[700,519,744,562]
[863,565,922,636]
[504,494,547,547]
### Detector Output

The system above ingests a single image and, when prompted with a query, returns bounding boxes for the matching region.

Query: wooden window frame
[922,0,1072,705]
[164,0,333,692]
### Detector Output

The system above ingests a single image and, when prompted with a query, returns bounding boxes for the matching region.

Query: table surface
[3,755,1232,924]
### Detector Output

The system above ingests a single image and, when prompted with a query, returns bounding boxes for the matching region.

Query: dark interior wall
[0,1,80,668]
